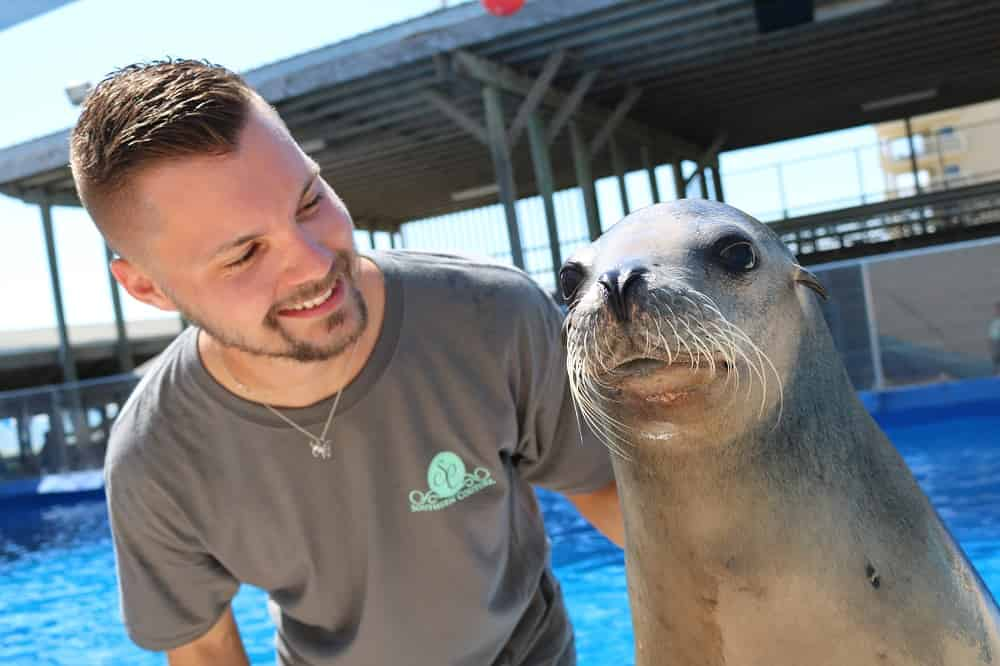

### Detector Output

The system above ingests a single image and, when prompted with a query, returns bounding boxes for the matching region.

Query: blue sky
[0,0,884,334]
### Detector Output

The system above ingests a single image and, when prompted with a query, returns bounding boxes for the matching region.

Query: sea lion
[560,199,1000,666]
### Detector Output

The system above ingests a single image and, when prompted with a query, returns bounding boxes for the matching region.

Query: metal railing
[395,114,1000,286]
[722,114,1000,223]
[0,373,140,480]
[772,178,1000,256]
[813,236,1000,390]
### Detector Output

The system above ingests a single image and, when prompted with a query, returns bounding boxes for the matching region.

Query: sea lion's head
[561,199,827,455]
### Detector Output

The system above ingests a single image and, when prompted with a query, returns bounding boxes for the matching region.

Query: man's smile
[277,276,346,319]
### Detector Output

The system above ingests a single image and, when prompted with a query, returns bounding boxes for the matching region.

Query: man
[72,59,623,665]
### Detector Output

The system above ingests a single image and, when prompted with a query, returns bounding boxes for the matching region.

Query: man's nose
[284,228,334,283]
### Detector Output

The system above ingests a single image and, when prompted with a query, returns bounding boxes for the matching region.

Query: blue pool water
[1,391,998,665]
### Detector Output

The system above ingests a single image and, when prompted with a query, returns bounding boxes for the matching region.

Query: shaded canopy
[1,0,998,231]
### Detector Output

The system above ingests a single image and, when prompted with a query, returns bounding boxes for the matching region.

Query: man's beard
[177,250,369,362]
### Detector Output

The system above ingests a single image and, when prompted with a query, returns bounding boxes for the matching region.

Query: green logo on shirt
[409,451,496,512]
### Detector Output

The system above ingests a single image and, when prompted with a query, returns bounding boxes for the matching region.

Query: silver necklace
[218,342,358,460]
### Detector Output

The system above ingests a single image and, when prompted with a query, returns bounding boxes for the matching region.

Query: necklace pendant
[310,439,333,460]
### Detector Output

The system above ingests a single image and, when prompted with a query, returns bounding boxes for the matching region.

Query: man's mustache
[269,250,356,314]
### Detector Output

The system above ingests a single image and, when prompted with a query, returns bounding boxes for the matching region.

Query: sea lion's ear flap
[793,265,828,301]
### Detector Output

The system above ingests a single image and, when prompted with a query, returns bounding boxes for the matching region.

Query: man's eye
[302,193,323,211]
[228,243,259,268]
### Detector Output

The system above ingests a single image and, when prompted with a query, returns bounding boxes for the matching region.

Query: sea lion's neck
[611,322,934,666]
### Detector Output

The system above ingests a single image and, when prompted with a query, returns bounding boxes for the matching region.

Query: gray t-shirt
[105,250,614,665]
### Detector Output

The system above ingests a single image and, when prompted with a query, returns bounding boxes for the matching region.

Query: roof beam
[683,132,728,187]
[546,70,599,145]
[451,49,699,159]
[589,87,642,158]
[507,49,566,148]
[421,90,489,146]
[12,187,81,208]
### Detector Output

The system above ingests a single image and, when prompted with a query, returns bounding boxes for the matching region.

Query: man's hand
[566,480,625,548]
[167,605,250,666]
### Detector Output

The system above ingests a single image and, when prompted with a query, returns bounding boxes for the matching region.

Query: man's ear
[110,257,178,312]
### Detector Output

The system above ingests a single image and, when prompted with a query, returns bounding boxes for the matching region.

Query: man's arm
[566,480,625,548]
[166,606,250,666]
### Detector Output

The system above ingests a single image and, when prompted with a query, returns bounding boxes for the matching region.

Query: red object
[481,0,525,17]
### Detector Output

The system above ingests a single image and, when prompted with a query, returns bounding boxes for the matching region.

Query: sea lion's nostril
[599,267,648,323]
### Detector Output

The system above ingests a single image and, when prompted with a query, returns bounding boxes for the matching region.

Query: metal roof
[0,0,75,32]
[2,0,999,230]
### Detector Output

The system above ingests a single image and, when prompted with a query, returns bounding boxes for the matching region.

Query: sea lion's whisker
[678,289,736,381]
[573,356,643,456]
[576,389,635,460]
[705,321,741,391]
[569,356,636,444]
[649,301,675,365]
[686,316,716,374]
[593,325,614,375]
[724,320,767,395]
[698,323,729,379]
[721,319,783,423]
[652,299,684,355]
[681,316,706,371]
[682,316,707,371]
[660,301,697,364]
[715,322,763,404]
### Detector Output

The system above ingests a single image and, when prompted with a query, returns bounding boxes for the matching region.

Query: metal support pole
[40,201,77,383]
[854,148,867,204]
[569,120,601,240]
[368,230,376,249]
[46,390,68,473]
[17,403,34,472]
[861,262,885,390]
[904,117,922,196]
[710,159,725,203]
[641,146,661,203]
[672,160,687,200]
[934,131,948,191]
[526,112,563,287]
[610,135,630,215]
[482,84,525,269]
[699,168,710,199]
[388,232,396,249]
[903,117,927,234]
[777,163,789,218]
[105,244,133,372]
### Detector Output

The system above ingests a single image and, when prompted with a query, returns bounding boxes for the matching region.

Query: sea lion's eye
[559,263,585,303]
[715,238,757,273]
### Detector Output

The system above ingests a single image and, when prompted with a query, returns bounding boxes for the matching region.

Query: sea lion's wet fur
[563,200,1000,665]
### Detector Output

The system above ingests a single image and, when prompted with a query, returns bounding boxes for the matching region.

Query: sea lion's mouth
[612,355,730,376]
[613,357,669,376]
[609,354,731,402]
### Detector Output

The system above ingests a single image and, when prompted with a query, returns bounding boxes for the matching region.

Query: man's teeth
[288,286,333,311]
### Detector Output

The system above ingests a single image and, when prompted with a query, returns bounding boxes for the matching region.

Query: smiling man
[73,60,622,666]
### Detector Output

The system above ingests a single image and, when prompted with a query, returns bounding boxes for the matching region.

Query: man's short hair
[69,58,260,256]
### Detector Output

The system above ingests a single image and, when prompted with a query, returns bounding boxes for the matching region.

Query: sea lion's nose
[598,266,649,323]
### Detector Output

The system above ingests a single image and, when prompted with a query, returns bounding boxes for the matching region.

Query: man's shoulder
[376,249,559,315]
[105,328,199,475]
